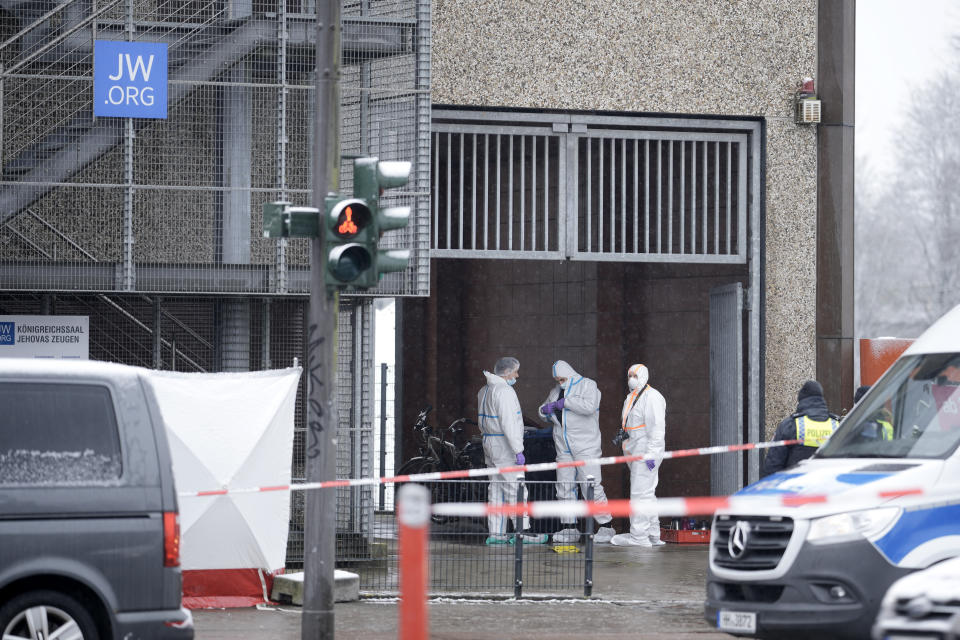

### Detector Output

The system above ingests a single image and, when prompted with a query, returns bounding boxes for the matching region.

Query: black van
[0,359,193,640]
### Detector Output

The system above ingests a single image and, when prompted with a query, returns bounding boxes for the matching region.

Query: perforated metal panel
[0,1,430,296]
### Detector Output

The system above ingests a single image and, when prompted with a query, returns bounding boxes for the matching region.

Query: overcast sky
[856,0,959,176]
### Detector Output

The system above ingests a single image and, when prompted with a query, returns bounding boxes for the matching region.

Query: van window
[819,353,960,460]
[0,382,123,484]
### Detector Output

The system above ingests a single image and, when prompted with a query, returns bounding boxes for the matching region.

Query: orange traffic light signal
[331,201,371,239]
[337,205,359,236]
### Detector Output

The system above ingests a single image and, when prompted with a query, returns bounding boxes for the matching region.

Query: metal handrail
[95,294,206,372]
[0,219,50,258]
[25,208,98,262]
[0,0,78,54]
[5,0,123,75]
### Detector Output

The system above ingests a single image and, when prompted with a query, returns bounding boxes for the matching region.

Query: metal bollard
[584,475,595,597]
[514,477,524,598]
[398,483,430,640]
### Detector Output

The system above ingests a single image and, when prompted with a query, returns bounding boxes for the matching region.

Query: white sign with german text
[0,315,89,359]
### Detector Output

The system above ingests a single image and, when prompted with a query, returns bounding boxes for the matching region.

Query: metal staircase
[1,16,280,225]
[0,289,212,369]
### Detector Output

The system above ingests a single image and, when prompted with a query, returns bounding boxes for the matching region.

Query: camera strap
[621,385,648,429]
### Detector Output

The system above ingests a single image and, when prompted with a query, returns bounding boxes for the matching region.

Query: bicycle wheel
[396,458,447,522]
[415,460,454,524]
[396,457,433,477]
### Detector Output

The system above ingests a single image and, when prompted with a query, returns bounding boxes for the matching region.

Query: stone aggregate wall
[432,0,820,433]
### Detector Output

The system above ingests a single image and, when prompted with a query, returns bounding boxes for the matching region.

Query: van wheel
[0,590,100,640]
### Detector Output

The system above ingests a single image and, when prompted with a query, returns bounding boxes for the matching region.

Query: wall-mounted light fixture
[794,77,821,124]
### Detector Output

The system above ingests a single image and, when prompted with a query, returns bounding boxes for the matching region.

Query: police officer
[762,380,840,477]
[854,385,894,440]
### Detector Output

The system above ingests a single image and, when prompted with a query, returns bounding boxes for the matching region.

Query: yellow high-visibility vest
[795,415,839,447]
[877,419,894,440]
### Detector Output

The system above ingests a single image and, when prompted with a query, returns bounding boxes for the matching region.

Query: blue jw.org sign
[0,322,13,346]
[94,41,168,119]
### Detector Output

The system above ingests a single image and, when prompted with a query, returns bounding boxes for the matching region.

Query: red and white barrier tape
[432,487,930,520]
[178,438,799,498]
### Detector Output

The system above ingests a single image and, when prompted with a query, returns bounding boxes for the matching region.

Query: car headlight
[806,507,901,544]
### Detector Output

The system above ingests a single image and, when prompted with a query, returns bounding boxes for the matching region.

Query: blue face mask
[507,378,516,386]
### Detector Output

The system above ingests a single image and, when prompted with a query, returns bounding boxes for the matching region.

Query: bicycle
[396,405,486,523]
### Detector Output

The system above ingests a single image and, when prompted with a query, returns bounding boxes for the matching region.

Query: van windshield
[818,353,960,460]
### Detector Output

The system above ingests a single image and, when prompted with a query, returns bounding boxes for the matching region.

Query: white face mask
[628,376,639,391]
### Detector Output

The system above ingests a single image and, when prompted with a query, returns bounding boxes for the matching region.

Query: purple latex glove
[645,459,656,471]
[540,398,563,416]
[516,452,525,465]
[540,398,566,415]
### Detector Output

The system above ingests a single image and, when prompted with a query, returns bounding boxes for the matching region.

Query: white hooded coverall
[478,370,529,536]
[619,365,666,543]
[538,360,612,526]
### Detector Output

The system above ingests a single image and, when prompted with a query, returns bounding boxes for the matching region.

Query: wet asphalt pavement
[193,544,735,639]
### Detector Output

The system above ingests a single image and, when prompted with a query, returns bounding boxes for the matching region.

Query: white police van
[705,304,960,639]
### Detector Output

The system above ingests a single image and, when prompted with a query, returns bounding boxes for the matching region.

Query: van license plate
[717,610,756,633]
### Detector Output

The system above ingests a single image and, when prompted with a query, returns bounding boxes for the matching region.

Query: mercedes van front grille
[713,516,794,571]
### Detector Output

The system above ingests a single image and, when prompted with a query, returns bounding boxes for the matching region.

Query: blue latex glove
[554,397,565,410]
[516,452,525,465]
[645,459,656,471]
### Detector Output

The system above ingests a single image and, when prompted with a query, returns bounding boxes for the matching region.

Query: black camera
[612,428,629,447]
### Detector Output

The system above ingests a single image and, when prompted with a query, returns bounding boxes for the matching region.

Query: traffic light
[324,196,374,286]
[324,157,412,290]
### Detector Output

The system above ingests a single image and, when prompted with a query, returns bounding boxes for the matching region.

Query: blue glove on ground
[645,459,656,471]
[516,453,525,465]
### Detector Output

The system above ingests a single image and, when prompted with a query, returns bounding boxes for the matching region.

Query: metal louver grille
[431,110,752,264]
[578,134,744,260]
[712,516,794,571]
[431,128,563,258]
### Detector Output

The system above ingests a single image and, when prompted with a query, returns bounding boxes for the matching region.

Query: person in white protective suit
[478,357,548,545]
[610,364,667,547]
[538,360,616,544]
